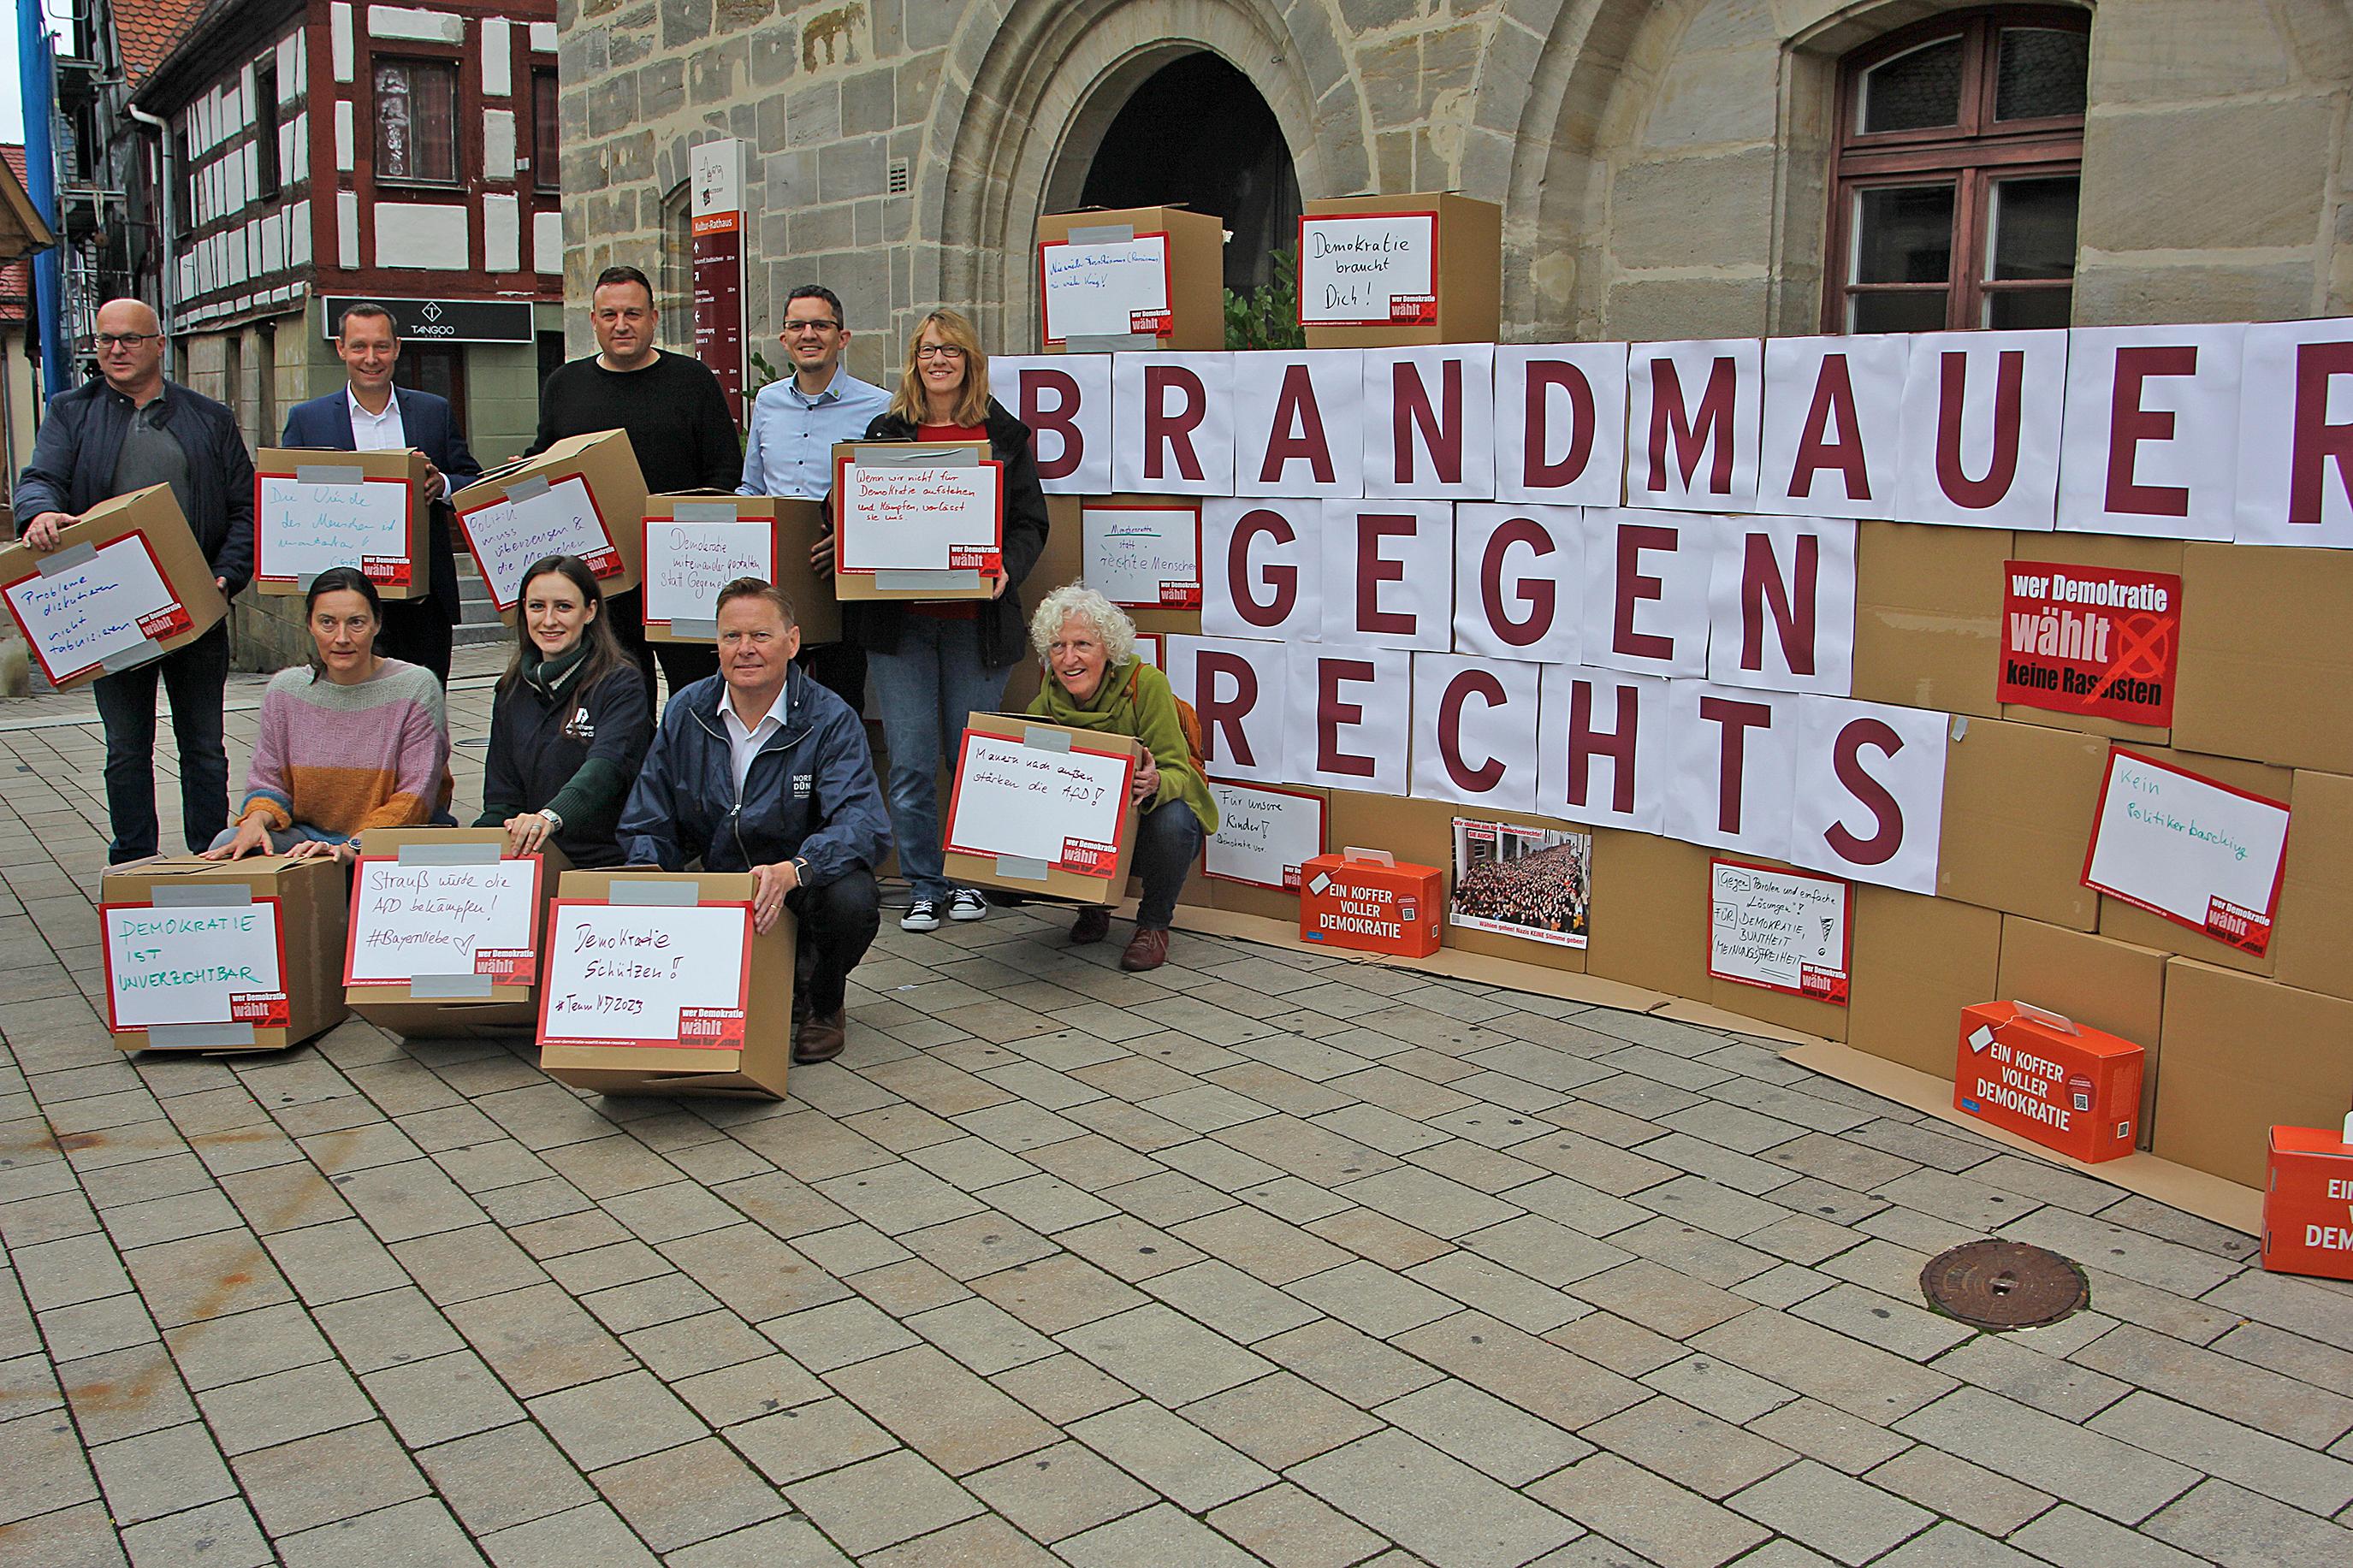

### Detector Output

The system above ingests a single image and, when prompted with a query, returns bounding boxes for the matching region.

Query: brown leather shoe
[794,1008,846,1064]
[1070,906,1111,945]
[1120,926,1171,972]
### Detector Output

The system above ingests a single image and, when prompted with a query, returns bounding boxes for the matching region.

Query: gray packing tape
[101,640,167,672]
[1021,725,1072,754]
[146,1021,258,1048]
[296,573,318,590]
[35,541,100,574]
[670,617,718,640]
[855,443,978,467]
[993,854,1050,883]
[295,464,367,486]
[410,973,495,999]
[1065,223,1137,246]
[397,842,503,866]
[609,880,698,906]
[152,885,253,908]
[874,569,981,593]
[1067,333,1157,353]
[507,476,551,501]
[670,501,739,523]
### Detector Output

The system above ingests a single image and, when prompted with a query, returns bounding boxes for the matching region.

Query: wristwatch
[537,808,564,836]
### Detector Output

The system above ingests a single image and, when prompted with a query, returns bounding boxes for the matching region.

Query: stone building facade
[555,0,2350,372]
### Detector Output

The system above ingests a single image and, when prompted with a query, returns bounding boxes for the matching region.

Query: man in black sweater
[532,265,741,708]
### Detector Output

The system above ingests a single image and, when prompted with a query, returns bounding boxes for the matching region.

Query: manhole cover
[1920,1240,2088,1331]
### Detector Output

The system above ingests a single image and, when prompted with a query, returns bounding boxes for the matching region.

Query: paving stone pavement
[3,649,2352,1565]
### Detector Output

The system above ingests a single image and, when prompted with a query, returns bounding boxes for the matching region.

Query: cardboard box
[641,492,840,645]
[2174,542,2353,776]
[1585,831,1711,997]
[1002,494,1082,715]
[1846,885,2003,1077]
[345,829,570,1038]
[537,869,793,1098]
[0,484,228,690]
[1954,999,2144,1163]
[1937,718,2107,930]
[1850,520,2008,718]
[1300,846,1443,957]
[1995,918,2168,1145]
[98,855,350,1054]
[1036,205,1227,352]
[941,713,1147,905]
[2154,959,2353,1188]
[2272,769,2353,1003]
[253,447,432,599]
[2262,1123,2353,1280]
[451,429,648,617]
[830,440,999,602]
[1997,533,2181,745]
[2095,747,2293,976]
[1299,192,1502,348]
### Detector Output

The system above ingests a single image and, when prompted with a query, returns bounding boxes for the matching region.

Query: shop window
[1826,9,2088,333]
[375,57,460,186]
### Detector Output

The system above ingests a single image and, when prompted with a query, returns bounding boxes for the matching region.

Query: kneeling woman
[205,567,448,862]
[1026,585,1217,971]
[477,554,654,866]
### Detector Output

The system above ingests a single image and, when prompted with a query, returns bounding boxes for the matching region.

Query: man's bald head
[92,298,166,400]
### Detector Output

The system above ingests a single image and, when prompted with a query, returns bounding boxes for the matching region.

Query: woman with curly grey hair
[1025,583,1218,971]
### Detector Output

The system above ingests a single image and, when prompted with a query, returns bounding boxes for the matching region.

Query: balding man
[15,299,256,862]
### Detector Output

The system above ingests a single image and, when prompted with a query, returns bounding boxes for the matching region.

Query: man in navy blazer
[280,301,483,683]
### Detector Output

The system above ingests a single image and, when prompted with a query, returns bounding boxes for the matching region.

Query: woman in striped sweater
[204,567,449,863]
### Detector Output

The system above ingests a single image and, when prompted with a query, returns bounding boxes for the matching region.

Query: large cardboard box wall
[2174,544,2353,776]
[1995,918,2167,1146]
[1936,719,2107,931]
[1851,521,2006,718]
[2273,770,2353,1003]
[1845,887,2002,1078]
[1585,831,1712,998]
[2154,960,2353,1189]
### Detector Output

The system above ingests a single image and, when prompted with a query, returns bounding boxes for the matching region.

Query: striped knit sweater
[237,660,450,839]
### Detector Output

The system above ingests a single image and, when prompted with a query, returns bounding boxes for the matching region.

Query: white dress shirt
[347,387,448,498]
[719,683,790,796]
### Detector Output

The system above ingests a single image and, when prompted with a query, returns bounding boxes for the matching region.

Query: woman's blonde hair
[889,308,993,429]
[1029,583,1137,668]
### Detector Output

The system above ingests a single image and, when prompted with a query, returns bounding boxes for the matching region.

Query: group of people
[15,276,1217,1066]
[1450,840,1592,938]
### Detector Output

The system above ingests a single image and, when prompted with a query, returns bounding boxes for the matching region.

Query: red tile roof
[0,147,27,325]
[114,0,215,85]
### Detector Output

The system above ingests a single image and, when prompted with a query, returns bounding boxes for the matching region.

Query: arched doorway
[1066,52,1303,296]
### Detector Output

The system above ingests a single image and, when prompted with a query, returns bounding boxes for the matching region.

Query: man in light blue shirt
[740,284,892,707]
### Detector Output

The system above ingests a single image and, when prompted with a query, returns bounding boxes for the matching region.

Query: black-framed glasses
[96,333,162,348]
[915,344,966,360]
[781,320,842,334]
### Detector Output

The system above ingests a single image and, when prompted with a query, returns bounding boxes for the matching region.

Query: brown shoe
[794,1008,846,1064]
[1120,926,1171,972]
[1070,906,1111,945]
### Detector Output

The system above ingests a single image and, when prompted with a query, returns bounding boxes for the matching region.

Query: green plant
[1224,249,1306,352]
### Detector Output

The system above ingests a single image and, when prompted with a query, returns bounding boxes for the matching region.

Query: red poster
[692,210,745,423]
[1997,560,2181,726]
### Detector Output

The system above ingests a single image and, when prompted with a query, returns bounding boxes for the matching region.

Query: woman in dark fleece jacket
[476,554,654,867]
[851,307,1051,933]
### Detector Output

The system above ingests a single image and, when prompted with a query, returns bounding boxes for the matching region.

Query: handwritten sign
[2083,750,2291,954]
[837,462,1005,574]
[645,519,773,626]
[101,898,286,1029]
[1709,861,1850,1003]
[1205,782,1325,891]
[1040,234,1172,344]
[539,901,754,1047]
[347,858,544,985]
[1083,503,1201,609]
[1298,212,1437,327]
[2,535,190,685]
[258,474,412,586]
[1449,819,1591,950]
[945,731,1136,876]
[462,476,619,610]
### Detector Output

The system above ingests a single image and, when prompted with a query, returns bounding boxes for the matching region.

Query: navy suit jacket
[280,387,483,620]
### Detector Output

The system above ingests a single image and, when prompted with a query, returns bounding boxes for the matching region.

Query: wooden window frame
[1823,7,2089,334]
[530,68,560,192]
[370,52,465,191]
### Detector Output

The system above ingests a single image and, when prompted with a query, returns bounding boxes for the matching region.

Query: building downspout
[124,104,174,335]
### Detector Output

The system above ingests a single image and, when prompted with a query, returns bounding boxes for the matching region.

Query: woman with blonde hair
[853,308,1052,931]
[1025,584,1217,971]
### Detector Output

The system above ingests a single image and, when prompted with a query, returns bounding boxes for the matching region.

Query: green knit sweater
[1027,659,1218,835]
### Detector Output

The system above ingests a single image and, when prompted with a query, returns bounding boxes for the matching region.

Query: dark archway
[1076,53,1303,294]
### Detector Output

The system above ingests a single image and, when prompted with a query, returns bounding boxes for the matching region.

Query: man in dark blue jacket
[618,578,891,1062]
[15,299,255,861]
[280,302,483,684]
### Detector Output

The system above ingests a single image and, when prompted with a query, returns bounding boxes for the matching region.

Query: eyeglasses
[781,320,841,334]
[915,344,966,361]
[96,333,161,348]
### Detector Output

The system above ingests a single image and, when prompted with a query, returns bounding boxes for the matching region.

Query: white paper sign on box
[1205,782,1325,891]
[838,464,1004,571]
[1709,861,1850,1003]
[102,899,284,1028]
[645,520,774,625]
[945,731,1136,874]
[1040,234,1171,344]
[465,476,617,609]
[541,902,751,1045]
[1082,503,1201,609]
[258,474,410,582]
[347,860,543,985]
[2,535,184,683]
[1299,212,1437,327]
[2083,749,2292,954]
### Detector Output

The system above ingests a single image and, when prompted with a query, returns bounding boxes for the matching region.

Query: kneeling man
[619,579,891,1062]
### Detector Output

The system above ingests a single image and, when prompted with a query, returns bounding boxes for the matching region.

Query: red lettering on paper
[1317,659,1378,779]
[1142,364,1207,482]
[1934,349,2024,510]
[1480,518,1556,648]
[1017,368,1084,482]
[1698,695,1773,836]
[1613,523,1677,662]
[2289,340,2353,525]
[1194,651,1261,768]
[1826,718,1906,866]
[1228,510,1297,628]
[1524,361,1597,490]
[1647,355,1739,495]
[1394,359,1465,486]
[1789,354,1871,500]
[1740,532,1819,677]
[1568,680,1641,815]
[1355,513,1417,637]
[1437,670,1508,794]
[1262,364,1336,485]
[2105,345,2196,518]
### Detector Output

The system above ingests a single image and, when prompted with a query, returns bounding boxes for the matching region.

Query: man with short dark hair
[617,577,890,1063]
[533,265,742,706]
[279,302,483,684]
[15,298,255,861]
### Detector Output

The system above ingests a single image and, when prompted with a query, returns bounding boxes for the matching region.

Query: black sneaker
[900,898,943,932]
[947,889,990,922]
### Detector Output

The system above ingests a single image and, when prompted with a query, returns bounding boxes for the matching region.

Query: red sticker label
[1058,837,1120,877]
[360,555,412,587]
[1282,864,1302,891]
[228,991,290,1027]
[1159,581,1202,609]
[1799,965,1851,1004]
[949,546,1004,574]
[1388,294,1438,324]
[678,1006,746,1050]
[474,947,537,984]
[584,547,623,579]
[1129,310,1172,336]
[2203,896,2273,955]
[136,602,193,641]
